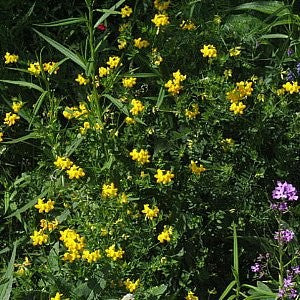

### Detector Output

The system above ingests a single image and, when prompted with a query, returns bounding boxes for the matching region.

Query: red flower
[97,23,106,31]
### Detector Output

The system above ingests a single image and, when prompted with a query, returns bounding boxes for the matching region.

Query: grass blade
[29,91,48,129]
[34,17,86,27]
[103,94,129,116]
[219,280,236,300]
[33,29,86,70]
[0,80,44,93]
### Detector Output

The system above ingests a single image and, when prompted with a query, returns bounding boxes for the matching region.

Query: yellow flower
[34,198,55,213]
[282,81,300,94]
[213,15,221,25]
[99,66,110,77]
[125,116,136,124]
[30,229,48,246]
[43,61,59,74]
[79,121,91,135]
[120,5,132,18]
[66,165,85,179]
[12,101,23,113]
[28,62,41,76]
[124,278,140,292]
[122,77,137,88]
[107,56,121,69]
[4,112,20,126]
[105,244,124,261]
[40,219,59,231]
[189,161,206,175]
[4,52,19,64]
[154,169,174,184]
[229,47,241,57]
[221,138,235,149]
[118,39,127,50]
[154,0,170,11]
[75,74,89,85]
[102,182,118,198]
[180,20,196,30]
[129,149,150,164]
[276,88,285,96]
[142,204,159,220]
[157,226,172,243]
[230,102,246,115]
[130,99,144,115]
[152,48,163,65]
[224,69,232,79]
[185,291,199,300]
[200,44,217,58]
[50,292,63,300]
[134,38,150,49]
[165,70,186,95]
[151,14,170,27]
[119,193,128,204]
[226,81,253,103]
[185,104,200,119]
[60,229,85,262]
[54,156,73,170]
[82,250,101,263]
[0,132,4,142]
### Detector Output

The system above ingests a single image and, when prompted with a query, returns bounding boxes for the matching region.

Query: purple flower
[272,181,298,201]
[271,202,288,212]
[283,275,294,288]
[287,71,295,82]
[289,289,298,299]
[287,48,294,56]
[297,63,300,76]
[251,262,261,273]
[274,229,295,243]
[291,265,300,275]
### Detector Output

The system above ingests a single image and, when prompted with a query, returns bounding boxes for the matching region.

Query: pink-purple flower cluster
[274,229,295,244]
[278,266,300,299]
[271,181,298,212]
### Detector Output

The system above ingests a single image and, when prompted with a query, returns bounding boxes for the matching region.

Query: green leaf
[94,0,125,28]
[0,80,44,93]
[33,29,86,70]
[0,241,17,300]
[260,33,289,39]
[123,73,159,78]
[156,86,166,108]
[233,223,239,278]
[3,132,40,144]
[65,137,84,157]
[34,17,86,27]
[29,91,48,129]
[234,1,290,16]
[219,280,236,300]
[242,284,277,296]
[103,94,129,116]
[148,284,168,296]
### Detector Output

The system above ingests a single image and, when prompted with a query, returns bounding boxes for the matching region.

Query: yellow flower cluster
[118,39,127,50]
[82,250,101,263]
[63,102,88,119]
[200,44,217,58]
[30,229,48,246]
[282,81,300,94]
[129,149,150,164]
[4,52,19,64]
[134,38,150,49]
[151,48,163,65]
[12,101,23,113]
[154,169,174,184]
[0,132,3,142]
[142,204,159,220]
[130,99,145,115]
[185,103,200,119]
[40,219,59,231]
[226,81,253,115]
[125,116,136,124]
[165,70,186,95]
[54,156,85,179]
[50,293,63,300]
[157,226,172,243]
[229,47,241,57]
[189,161,206,175]
[221,138,235,151]
[180,20,196,30]
[107,56,121,69]
[185,291,199,300]
[66,165,85,179]
[4,112,20,126]
[151,14,170,27]
[43,61,59,74]
[28,62,41,76]
[124,278,140,292]
[15,257,31,276]
[154,0,170,11]
[34,198,55,213]
[122,77,137,88]
[99,66,110,77]
[105,244,124,261]
[102,182,118,198]
[120,5,132,18]
[60,229,86,262]
[75,73,89,85]
[54,156,73,170]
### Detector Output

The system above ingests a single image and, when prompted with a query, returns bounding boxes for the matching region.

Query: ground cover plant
[0,0,299,299]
